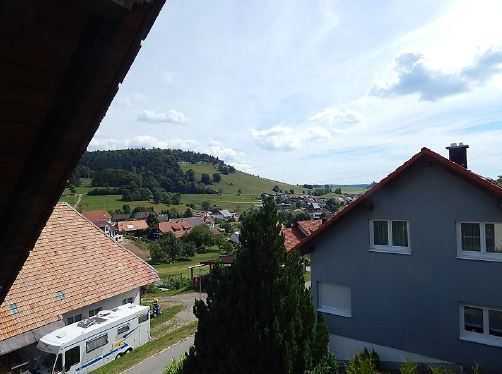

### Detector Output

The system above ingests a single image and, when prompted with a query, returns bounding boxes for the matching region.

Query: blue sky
[91,0,502,184]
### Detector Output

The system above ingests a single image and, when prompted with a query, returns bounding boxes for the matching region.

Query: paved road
[124,336,194,374]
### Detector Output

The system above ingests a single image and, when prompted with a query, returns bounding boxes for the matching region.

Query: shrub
[429,367,455,374]
[164,357,185,374]
[346,349,379,374]
[401,362,418,374]
[307,353,337,374]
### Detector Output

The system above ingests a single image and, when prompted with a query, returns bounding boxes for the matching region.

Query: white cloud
[309,108,361,131]
[372,49,502,101]
[206,141,255,173]
[88,136,198,151]
[251,124,336,151]
[137,109,188,124]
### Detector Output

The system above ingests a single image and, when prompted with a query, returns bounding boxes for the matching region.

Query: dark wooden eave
[0,0,166,303]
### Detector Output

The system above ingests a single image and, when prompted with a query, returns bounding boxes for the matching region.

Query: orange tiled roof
[158,219,193,238]
[117,219,149,233]
[297,220,322,236]
[282,219,323,252]
[0,203,159,342]
[81,210,111,228]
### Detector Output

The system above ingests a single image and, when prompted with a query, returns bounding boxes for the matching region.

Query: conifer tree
[183,198,328,374]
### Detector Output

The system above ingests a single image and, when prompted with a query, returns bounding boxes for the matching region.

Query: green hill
[179,162,302,195]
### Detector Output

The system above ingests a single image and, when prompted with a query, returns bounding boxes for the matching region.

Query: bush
[307,354,337,374]
[161,276,192,290]
[164,357,185,374]
[346,349,379,374]
[401,362,418,374]
[88,187,121,195]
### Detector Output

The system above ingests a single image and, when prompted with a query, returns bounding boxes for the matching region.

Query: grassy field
[153,250,221,281]
[92,321,197,374]
[179,162,303,195]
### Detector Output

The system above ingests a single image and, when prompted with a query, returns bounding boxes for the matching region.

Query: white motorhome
[33,304,150,373]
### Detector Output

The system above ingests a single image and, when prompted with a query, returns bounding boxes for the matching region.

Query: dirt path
[122,239,150,261]
[74,193,83,209]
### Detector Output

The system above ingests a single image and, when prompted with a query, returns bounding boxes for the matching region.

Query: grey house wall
[311,159,502,371]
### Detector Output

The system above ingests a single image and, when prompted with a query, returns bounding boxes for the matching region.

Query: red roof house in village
[0,203,159,365]
[117,219,149,234]
[158,219,193,239]
[282,220,323,252]
[81,209,111,229]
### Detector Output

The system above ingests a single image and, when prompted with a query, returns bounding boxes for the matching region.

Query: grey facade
[310,157,502,371]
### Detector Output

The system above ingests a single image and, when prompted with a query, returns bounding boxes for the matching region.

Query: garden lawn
[153,251,220,281]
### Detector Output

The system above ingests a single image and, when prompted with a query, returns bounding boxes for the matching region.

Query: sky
[90,0,502,185]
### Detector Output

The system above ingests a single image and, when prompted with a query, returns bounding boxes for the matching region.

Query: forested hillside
[74,149,236,200]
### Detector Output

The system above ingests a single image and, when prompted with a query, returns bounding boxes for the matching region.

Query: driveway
[124,292,206,373]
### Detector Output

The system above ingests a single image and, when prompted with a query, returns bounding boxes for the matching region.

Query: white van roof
[39,304,149,348]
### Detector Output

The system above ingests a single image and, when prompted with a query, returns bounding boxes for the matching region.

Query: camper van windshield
[36,351,62,373]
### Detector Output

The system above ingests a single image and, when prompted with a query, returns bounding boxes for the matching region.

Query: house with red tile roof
[158,219,193,239]
[297,145,502,371]
[81,210,111,229]
[282,220,323,252]
[117,219,149,234]
[0,203,158,363]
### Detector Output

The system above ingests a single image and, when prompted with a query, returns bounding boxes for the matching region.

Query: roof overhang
[0,0,166,303]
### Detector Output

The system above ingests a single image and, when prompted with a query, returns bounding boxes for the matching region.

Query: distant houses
[0,203,158,367]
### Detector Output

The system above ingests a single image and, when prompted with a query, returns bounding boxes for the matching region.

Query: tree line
[72,148,236,201]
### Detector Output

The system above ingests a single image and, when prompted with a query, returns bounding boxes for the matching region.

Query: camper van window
[138,313,149,324]
[64,346,80,371]
[54,353,63,373]
[117,324,130,335]
[89,307,102,317]
[86,334,108,353]
[66,316,74,325]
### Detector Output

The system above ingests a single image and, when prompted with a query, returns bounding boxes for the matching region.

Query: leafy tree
[180,241,196,258]
[168,208,179,219]
[200,173,212,185]
[289,189,295,194]
[183,199,328,374]
[122,204,131,214]
[272,185,280,193]
[212,173,222,183]
[184,225,214,248]
[146,213,159,229]
[186,169,195,182]
[325,198,340,213]
[159,233,181,263]
[237,188,242,195]
[201,201,211,211]
[183,208,193,218]
[220,221,233,234]
[334,187,342,194]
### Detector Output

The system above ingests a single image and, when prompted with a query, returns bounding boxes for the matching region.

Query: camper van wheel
[127,348,133,353]
[115,353,122,360]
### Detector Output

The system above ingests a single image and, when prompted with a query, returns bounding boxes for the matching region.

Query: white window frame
[369,219,411,255]
[456,222,502,262]
[459,304,502,348]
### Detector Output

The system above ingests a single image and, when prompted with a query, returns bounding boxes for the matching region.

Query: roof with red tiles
[117,219,149,233]
[297,147,502,254]
[158,219,193,238]
[282,220,323,252]
[81,210,111,228]
[0,203,159,341]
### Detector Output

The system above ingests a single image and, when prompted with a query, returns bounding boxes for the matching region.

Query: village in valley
[2,1,502,374]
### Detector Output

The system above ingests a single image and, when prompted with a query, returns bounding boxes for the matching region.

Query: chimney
[446,142,469,168]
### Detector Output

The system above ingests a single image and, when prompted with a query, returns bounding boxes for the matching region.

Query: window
[117,324,130,335]
[9,304,18,315]
[89,307,102,317]
[122,297,134,305]
[66,314,82,325]
[138,313,149,324]
[460,305,502,347]
[317,282,351,317]
[370,220,411,254]
[457,222,502,261]
[64,346,80,371]
[54,354,63,373]
[86,334,108,353]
